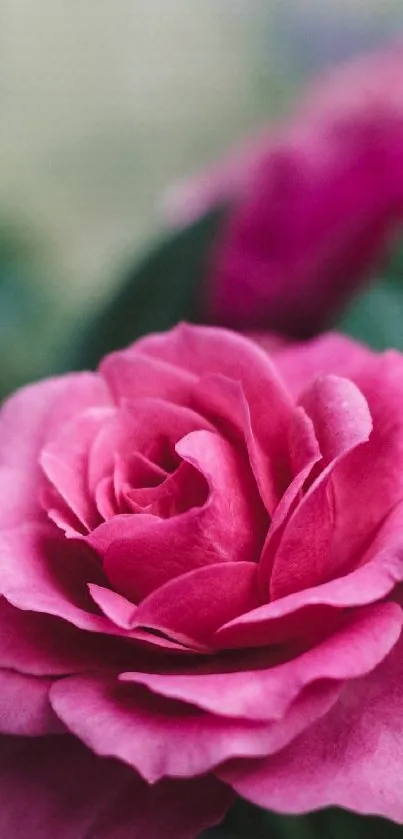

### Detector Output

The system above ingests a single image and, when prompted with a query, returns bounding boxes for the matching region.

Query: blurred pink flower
[166,43,403,336]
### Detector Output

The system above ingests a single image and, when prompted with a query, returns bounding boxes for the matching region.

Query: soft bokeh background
[1,0,403,393]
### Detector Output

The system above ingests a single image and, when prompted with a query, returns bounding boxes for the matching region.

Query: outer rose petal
[100,350,197,406]
[0,374,111,522]
[50,675,340,783]
[272,333,374,398]
[272,343,403,590]
[0,523,119,634]
[328,351,403,569]
[220,633,403,824]
[121,603,402,721]
[0,734,232,839]
[0,669,63,735]
[0,597,140,676]
[40,408,113,534]
[0,469,41,529]
[214,500,403,649]
[132,562,260,646]
[266,374,372,598]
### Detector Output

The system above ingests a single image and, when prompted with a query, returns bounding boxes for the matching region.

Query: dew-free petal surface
[50,674,339,782]
[220,633,403,824]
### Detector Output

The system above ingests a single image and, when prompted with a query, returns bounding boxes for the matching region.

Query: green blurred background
[2,0,403,395]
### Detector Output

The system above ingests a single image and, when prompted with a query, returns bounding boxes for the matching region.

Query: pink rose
[166,43,403,336]
[2,323,403,836]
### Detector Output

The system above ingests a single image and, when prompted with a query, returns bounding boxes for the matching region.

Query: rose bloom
[1,324,403,837]
[166,43,403,336]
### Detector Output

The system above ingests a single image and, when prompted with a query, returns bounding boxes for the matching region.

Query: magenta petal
[328,351,403,569]
[88,584,137,629]
[257,406,321,592]
[0,734,232,839]
[100,349,197,405]
[40,408,112,532]
[123,603,402,721]
[273,333,374,398]
[50,674,338,782]
[87,397,211,497]
[136,324,297,514]
[274,349,403,585]
[117,398,214,465]
[220,633,403,823]
[133,562,260,645]
[0,468,43,528]
[95,477,118,519]
[93,430,266,601]
[0,597,133,676]
[0,669,63,735]
[216,503,403,649]
[268,375,372,599]
[122,461,207,518]
[0,374,111,522]
[0,523,119,634]
[299,374,372,465]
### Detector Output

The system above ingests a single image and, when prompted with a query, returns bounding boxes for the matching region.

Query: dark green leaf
[200,800,403,838]
[338,233,403,350]
[66,208,225,372]
[0,222,51,399]
[339,279,403,351]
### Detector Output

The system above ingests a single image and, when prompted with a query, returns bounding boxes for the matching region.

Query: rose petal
[100,350,197,405]
[95,476,118,519]
[40,408,112,533]
[122,603,402,721]
[0,523,118,634]
[0,374,111,522]
[92,430,266,601]
[219,633,403,824]
[0,669,63,735]
[0,597,135,676]
[215,502,403,649]
[135,324,298,514]
[0,734,232,839]
[326,351,403,571]
[88,584,137,629]
[273,349,403,588]
[133,562,260,646]
[267,375,372,598]
[50,674,339,782]
[0,468,42,528]
[299,374,372,465]
[273,333,374,398]
[123,461,207,518]
[88,398,212,497]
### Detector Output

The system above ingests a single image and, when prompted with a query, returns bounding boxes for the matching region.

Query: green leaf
[200,800,403,838]
[338,234,403,350]
[339,279,403,351]
[66,208,225,372]
[0,222,51,399]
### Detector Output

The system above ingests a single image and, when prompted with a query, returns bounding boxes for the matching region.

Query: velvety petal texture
[2,324,403,834]
[220,635,403,823]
